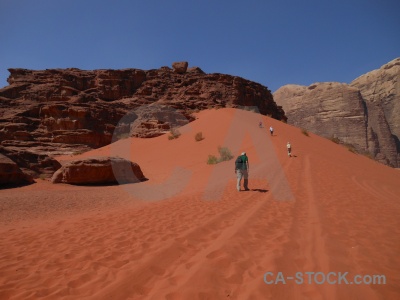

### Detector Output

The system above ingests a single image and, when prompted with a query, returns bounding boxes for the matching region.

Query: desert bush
[218,146,233,162]
[207,146,234,165]
[301,128,309,136]
[195,132,204,142]
[168,128,181,140]
[207,155,218,165]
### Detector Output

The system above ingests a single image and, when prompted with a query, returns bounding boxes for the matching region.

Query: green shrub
[207,155,218,165]
[207,146,234,164]
[195,132,204,142]
[218,146,233,162]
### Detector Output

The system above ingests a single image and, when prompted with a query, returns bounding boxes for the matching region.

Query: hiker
[269,126,274,136]
[287,142,292,157]
[259,121,263,128]
[235,152,249,191]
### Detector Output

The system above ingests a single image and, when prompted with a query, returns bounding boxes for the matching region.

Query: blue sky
[0,0,399,92]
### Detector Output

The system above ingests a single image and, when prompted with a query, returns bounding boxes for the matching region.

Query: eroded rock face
[350,58,400,167]
[274,58,400,167]
[0,142,74,178]
[274,83,369,149]
[0,63,286,176]
[0,153,34,186]
[51,157,145,185]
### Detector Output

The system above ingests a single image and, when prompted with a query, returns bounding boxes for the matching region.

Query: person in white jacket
[287,142,292,157]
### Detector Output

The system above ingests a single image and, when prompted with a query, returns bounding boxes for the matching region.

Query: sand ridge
[1,108,400,299]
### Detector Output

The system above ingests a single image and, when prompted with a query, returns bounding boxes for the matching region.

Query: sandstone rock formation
[172,61,188,73]
[350,58,400,167]
[274,58,400,167]
[0,62,285,178]
[0,142,68,178]
[0,153,34,186]
[51,157,146,185]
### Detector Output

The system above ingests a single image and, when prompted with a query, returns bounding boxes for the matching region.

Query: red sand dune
[1,108,399,299]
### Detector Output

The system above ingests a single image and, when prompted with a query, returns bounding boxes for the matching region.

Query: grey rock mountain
[274,58,400,167]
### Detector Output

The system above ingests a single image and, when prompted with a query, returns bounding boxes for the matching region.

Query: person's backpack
[235,156,243,169]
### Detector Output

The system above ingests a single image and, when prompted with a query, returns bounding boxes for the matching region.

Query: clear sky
[0,0,399,92]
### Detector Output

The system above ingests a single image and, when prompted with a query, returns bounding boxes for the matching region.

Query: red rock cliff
[0,62,286,177]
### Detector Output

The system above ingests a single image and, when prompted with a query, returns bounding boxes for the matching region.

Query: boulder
[0,154,34,186]
[51,157,146,185]
[172,61,188,73]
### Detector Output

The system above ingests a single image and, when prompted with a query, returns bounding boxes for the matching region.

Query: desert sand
[1,108,399,299]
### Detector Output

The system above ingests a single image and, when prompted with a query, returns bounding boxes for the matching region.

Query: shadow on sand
[0,181,36,190]
[68,177,149,187]
[250,188,268,193]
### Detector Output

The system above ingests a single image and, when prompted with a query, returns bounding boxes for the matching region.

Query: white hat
[241,152,246,155]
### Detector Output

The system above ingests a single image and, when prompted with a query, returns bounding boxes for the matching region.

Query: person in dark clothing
[235,152,249,191]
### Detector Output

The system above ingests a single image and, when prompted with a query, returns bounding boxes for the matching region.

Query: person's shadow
[250,188,268,193]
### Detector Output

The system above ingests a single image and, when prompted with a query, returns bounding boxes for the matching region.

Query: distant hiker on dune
[235,152,249,191]
[270,126,274,136]
[287,142,292,157]
[259,121,263,128]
